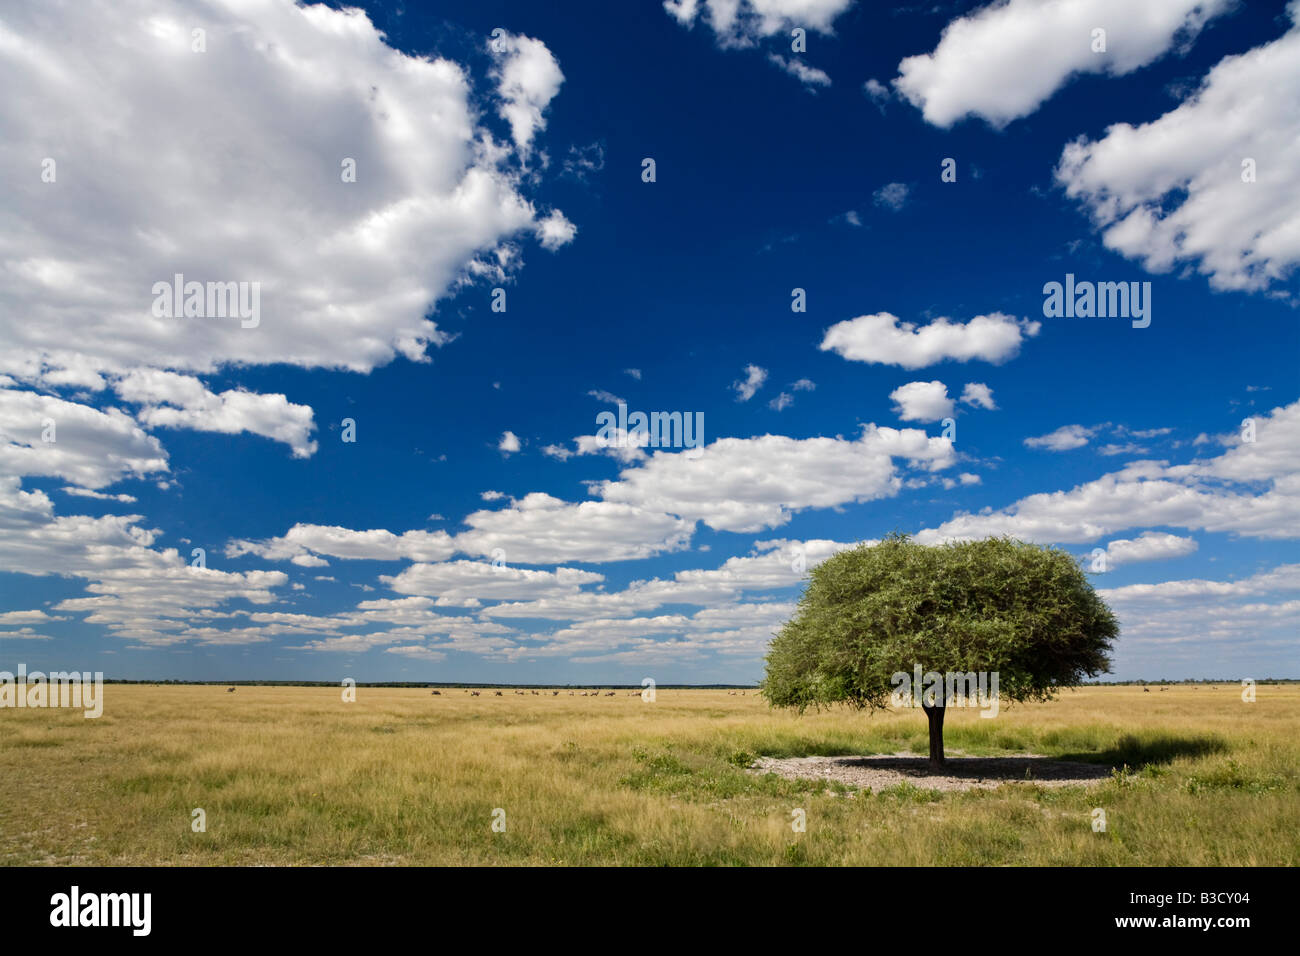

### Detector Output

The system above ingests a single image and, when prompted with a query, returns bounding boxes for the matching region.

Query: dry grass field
[1,683,1296,866]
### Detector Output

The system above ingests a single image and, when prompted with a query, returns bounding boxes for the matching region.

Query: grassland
[1,684,1296,866]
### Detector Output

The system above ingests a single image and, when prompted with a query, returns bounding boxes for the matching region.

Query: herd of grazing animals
[420,687,756,697]
[220,684,1224,699]
[215,686,749,697]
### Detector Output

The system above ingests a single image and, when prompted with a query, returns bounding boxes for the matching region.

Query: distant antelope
[1143,687,1150,693]
[470,691,480,697]
[553,691,560,696]
[431,690,441,696]
[1159,687,1167,692]
[495,691,503,696]
[568,691,575,696]
[605,691,615,697]
[227,687,236,693]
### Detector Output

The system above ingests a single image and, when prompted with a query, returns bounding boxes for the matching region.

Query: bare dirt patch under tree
[750,753,1112,792]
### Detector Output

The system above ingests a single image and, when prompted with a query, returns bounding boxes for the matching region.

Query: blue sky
[0,0,1296,683]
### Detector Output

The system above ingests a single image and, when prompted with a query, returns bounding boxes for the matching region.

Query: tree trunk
[922,702,946,769]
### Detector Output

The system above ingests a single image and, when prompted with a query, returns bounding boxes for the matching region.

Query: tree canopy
[762,534,1118,764]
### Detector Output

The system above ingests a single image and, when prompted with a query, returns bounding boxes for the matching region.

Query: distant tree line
[99,679,766,689]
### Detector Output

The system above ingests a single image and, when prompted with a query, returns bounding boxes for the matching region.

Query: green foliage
[1182,759,1288,795]
[727,749,757,768]
[876,782,943,803]
[763,534,1117,712]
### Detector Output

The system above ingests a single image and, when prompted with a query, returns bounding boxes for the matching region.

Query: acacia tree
[762,534,1118,768]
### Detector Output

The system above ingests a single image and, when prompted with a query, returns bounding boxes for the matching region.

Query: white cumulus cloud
[820,312,1039,369]
[455,493,695,563]
[895,0,1232,128]
[489,31,565,159]
[0,0,573,381]
[1101,531,1198,567]
[115,370,316,458]
[1025,424,1100,451]
[596,426,955,532]
[733,364,768,401]
[767,53,831,88]
[665,0,855,48]
[890,381,954,423]
[960,382,997,410]
[1056,7,1300,292]
[0,387,168,490]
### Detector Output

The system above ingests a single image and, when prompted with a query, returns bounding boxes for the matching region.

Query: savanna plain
[1,684,1296,866]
